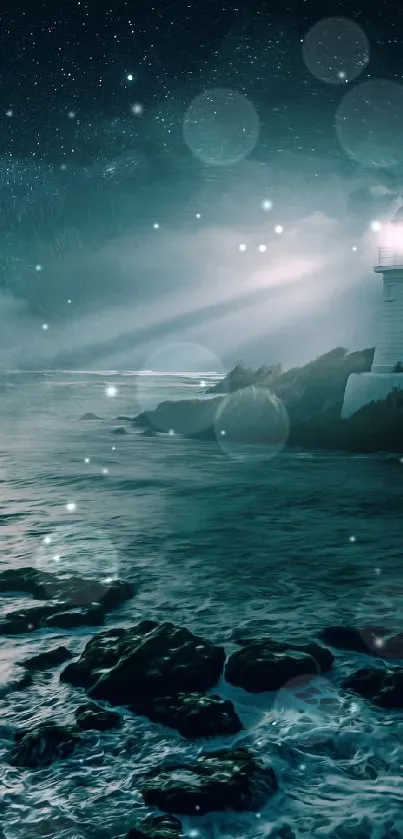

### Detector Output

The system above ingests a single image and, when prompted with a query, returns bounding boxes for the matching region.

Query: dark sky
[1,0,403,370]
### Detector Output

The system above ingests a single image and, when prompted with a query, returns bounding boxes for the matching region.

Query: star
[127,73,134,81]
[131,102,143,115]
[275,225,284,234]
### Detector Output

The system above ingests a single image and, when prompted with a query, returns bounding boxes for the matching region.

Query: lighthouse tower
[342,207,403,418]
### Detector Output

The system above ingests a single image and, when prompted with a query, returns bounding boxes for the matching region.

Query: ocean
[0,371,402,839]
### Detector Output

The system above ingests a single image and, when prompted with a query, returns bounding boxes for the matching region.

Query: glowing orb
[183,87,260,166]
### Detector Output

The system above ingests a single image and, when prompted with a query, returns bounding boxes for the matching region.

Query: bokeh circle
[137,341,226,436]
[356,581,403,659]
[183,88,260,166]
[214,385,289,462]
[35,523,120,603]
[303,17,369,85]
[336,80,403,169]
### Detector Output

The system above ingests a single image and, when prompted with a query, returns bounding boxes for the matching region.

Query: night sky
[1,0,403,370]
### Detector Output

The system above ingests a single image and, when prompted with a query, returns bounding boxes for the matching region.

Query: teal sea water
[0,372,402,839]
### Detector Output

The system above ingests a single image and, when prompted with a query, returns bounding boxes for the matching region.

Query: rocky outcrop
[111,426,128,434]
[62,621,228,737]
[140,747,277,815]
[74,702,121,731]
[206,362,283,395]
[126,815,182,839]
[131,692,242,739]
[0,568,135,634]
[320,626,403,659]
[225,638,333,693]
[86,621,225,705]
[9,722,79,769]
[342,667,403,708]
[20,645,73,671]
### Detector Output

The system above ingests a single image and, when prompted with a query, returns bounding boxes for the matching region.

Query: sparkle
[258,243,267,252]
[67,111,76,119]
[200,379,206,387]
[261,199,273,211]
[349,535,356,543]
[188,832,200,838]
[338,70,347,80]
[374,636,385,648]
[352,245,358,252]
[105,385,118,398]
[371,220,382,232]
[196,213,201,219]
[275,225,284,234]
[375,566,382,575]
[67,298,72,304]
[42,323,49,331]
[102,468,109,475]
[66,502,76,512]
[35,264,42,271]
[112,446,116,451]
[153,223,160,229]
[127,73,134,81]
[168,428,175,436]
[84,457,90,464]
[131,102,144,115]
[5,109,13,117]
[53,554,60,563]
[220,429,226,436]
[238,243,247,252]
[43,535,52,545]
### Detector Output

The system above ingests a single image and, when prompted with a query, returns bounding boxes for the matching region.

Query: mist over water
[1,372,403,839]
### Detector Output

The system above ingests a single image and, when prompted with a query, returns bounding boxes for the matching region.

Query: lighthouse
[342,207,403,418]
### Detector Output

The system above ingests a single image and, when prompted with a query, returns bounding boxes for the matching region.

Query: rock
[140,747,277,815]
[44,604,105,629]
[342,666,403,708]
[320,625,403,659]
[0,603,67,635]
[225,638,333,693]
[20,645,73,671]
[131,692,242,739]
[116,416,133,422]
[61,625,130,688]
[80,412,102,420]
[141,427,159,437]
[9,722,79,769]
[88,621,225,706]
[0,567,135,618]
[126,815,182,839]
[74,701,121,731]
[207,362,282,395]
[112,426,128,435]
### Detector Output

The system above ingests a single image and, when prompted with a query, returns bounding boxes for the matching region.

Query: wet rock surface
[131,691,242,739]
[0,568,135,634]
[74,701,121,731]
[342,666,403,708]
[20,645,73,671]
[78,620,226,703]
[126,814,183,839]
[140,747,277,815]
[9,722,79,769]
[225,638,333,692]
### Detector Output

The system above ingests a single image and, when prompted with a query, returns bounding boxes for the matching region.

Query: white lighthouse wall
[371,272,403,372]
[342,372,403,419]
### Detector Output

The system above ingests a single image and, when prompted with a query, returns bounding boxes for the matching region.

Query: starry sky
[2,0,403,370]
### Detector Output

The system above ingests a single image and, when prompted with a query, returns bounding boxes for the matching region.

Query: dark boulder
[140,747,277,815]
[0,603,67,635]
[86,621,225,706]
[112,426,128,435]
[44,604,105,629]
[0,567,135,610]
[320,625,403,659]
[21,646,73,671]
[126,815,182,839]
[74,702,121,731]
[225,638,333,693]
[342,666,403,708]
[9,722,79,769]
[131,692,242,739]
[60,625,130,688]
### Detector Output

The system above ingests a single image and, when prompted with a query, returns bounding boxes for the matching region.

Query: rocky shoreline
[1,566,403,838]
[131,347,403,454]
